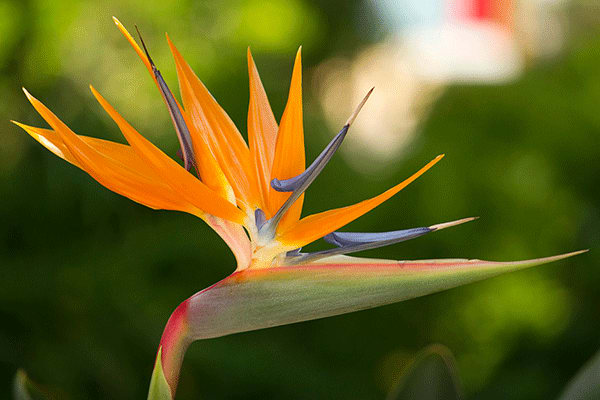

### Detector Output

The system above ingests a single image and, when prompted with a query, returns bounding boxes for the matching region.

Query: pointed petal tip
[166,31,178,49]
[134,25,153,64]
[165,32,175,51]
[291,46,302,68]
[22,88,41,107]
[525,249,588,264]
[345,87,375,126]
[430,216,478,231]
[291,46,302,72]
[112,16,120,25]
[22,87,32,99]
[10,119,25,129]
[89,84,101,99]
[564,249,589,257]
[247,46,256,70]
[11,120,33,131]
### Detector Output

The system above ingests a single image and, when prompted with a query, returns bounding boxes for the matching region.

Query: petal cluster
[15,18,448,271]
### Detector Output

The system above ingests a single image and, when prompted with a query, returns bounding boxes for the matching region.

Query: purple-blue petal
[136,27,196,172]
[324,227,432,247]
[271,125,348,193]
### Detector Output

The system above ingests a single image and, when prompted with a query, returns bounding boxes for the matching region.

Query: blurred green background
[1,0,599,399]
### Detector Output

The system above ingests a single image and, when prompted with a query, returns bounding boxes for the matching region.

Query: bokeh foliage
[1,0,598,399]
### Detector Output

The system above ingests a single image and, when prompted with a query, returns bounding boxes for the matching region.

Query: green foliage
[1,0,598,399]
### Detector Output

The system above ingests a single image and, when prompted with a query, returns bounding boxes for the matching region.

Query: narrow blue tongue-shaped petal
[259,88,374,239]
[272,87,373,194]
[270,125,348,192]
[288,217,478,264]
[136,27,196,172]
[324,227,432,247]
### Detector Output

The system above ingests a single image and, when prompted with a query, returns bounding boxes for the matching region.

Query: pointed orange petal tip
[112,16,153,74]
[247,47,258,73]
[294,46,302,67]
[22,87,33,100]
[275,153,446,247]
[11,120,34,132]
[291,46,302,71]
[23,88,44,110]
[89,84,99,97]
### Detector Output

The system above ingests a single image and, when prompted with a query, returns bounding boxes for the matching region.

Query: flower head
[14,18,585,399]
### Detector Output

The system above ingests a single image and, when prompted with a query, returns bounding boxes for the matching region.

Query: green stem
[148,299,192,399]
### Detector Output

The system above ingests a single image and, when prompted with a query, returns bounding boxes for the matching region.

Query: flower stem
[151,299,193,399]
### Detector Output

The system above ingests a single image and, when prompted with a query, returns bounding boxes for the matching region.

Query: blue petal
[271,125,348,193]
[288,217,477,264]
[324,227,432,247]
[259,88,374,238]
[137,27,196,172]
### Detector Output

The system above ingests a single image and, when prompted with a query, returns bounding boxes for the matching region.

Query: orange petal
[113,18,235,204]
[19,94,194,212]
[15,118,254,267]
[186,118,237,203]
[13,121,80,166]
[277,155,445,248]
[247,48,278,213]
[14,122,146,172]
[166,35,258,211]
[89,86,247,224]
[112,17,155,81]
[269,47,305,229]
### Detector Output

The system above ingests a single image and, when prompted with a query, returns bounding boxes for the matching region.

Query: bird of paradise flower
[13,17,585,400]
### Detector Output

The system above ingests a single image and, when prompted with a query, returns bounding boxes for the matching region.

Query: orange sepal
[277,155,445,248]
[247,48,278,213]
[112,17,155,82]
[112,18,235,204]
[166,35,258,211]
[19,92,194,212]
[89,86,247,224]
[269,47,305,228]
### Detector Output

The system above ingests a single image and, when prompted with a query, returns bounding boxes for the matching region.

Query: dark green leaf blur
[1,0,598,399]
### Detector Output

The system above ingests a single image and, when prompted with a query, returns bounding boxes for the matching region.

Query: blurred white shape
[378,0,524,83]
[403,21,522,83]
[313,42,443,174]
[314,0,567,173]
